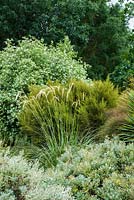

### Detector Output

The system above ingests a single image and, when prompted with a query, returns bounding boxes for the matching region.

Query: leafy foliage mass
[110,61,134,90]
[0,144,73,200]
[0,0,132,78]
[19,79,118,148]
[1,139,133,200]
[43,138,134,200]
[0,1,134,198]
[0,37,87,143]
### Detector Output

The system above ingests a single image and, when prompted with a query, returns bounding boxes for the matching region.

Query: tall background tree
[0,0,133,79]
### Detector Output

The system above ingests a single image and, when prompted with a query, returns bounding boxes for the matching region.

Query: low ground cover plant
[43,138,134,200]
[1,139,134,200]
[0,143,73,200]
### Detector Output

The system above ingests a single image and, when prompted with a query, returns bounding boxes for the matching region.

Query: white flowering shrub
[0,144,73,200]
[0,37,87,143]
[43,138,134,200]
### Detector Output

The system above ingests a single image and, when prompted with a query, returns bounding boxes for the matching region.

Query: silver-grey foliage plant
[0,143,73,200]
[1,138,134,200]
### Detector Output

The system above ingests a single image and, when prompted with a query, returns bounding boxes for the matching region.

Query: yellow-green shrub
[78,79,119,132]
[19,79,118,146]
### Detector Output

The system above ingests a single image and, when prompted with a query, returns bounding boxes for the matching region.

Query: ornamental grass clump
[19,79,118,143]
[18,79,118,168]
[18,83,84,168]
[120,90,134,142]
[19,83,80,146]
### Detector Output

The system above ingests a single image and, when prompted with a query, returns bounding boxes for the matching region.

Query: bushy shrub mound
[44,139,134,200]
[1,139,134,200]
[19,79,118,144]
[0,37,87,143]
[0,144,73,200]
[18,79,118,167]
[78,78,119,131]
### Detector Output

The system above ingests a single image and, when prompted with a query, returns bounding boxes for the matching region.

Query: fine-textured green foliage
[98,92,128,140]
[98,89,134,142]
[120,90,134,142]
[19,79,118,147]
[19,82,89,167]
[0,143,73,200]
[78,78,119,132]
[42,139,134,200]
[0,37,87,143]
[0,0,131,78]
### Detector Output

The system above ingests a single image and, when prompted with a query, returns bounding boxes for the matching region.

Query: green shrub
[19,79,118,149]
[0,37,87,143]
[78,78,119,132]
[43,138,134,200]
[0,143,73,200]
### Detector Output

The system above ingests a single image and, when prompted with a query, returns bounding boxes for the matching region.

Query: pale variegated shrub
[0,37,88,144]
[0,144,73,200]
[1,139,134,200]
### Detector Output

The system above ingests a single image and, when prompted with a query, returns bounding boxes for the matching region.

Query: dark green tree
[0,0,47,47]
[0,0,132,78]
[110,31,134,90]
